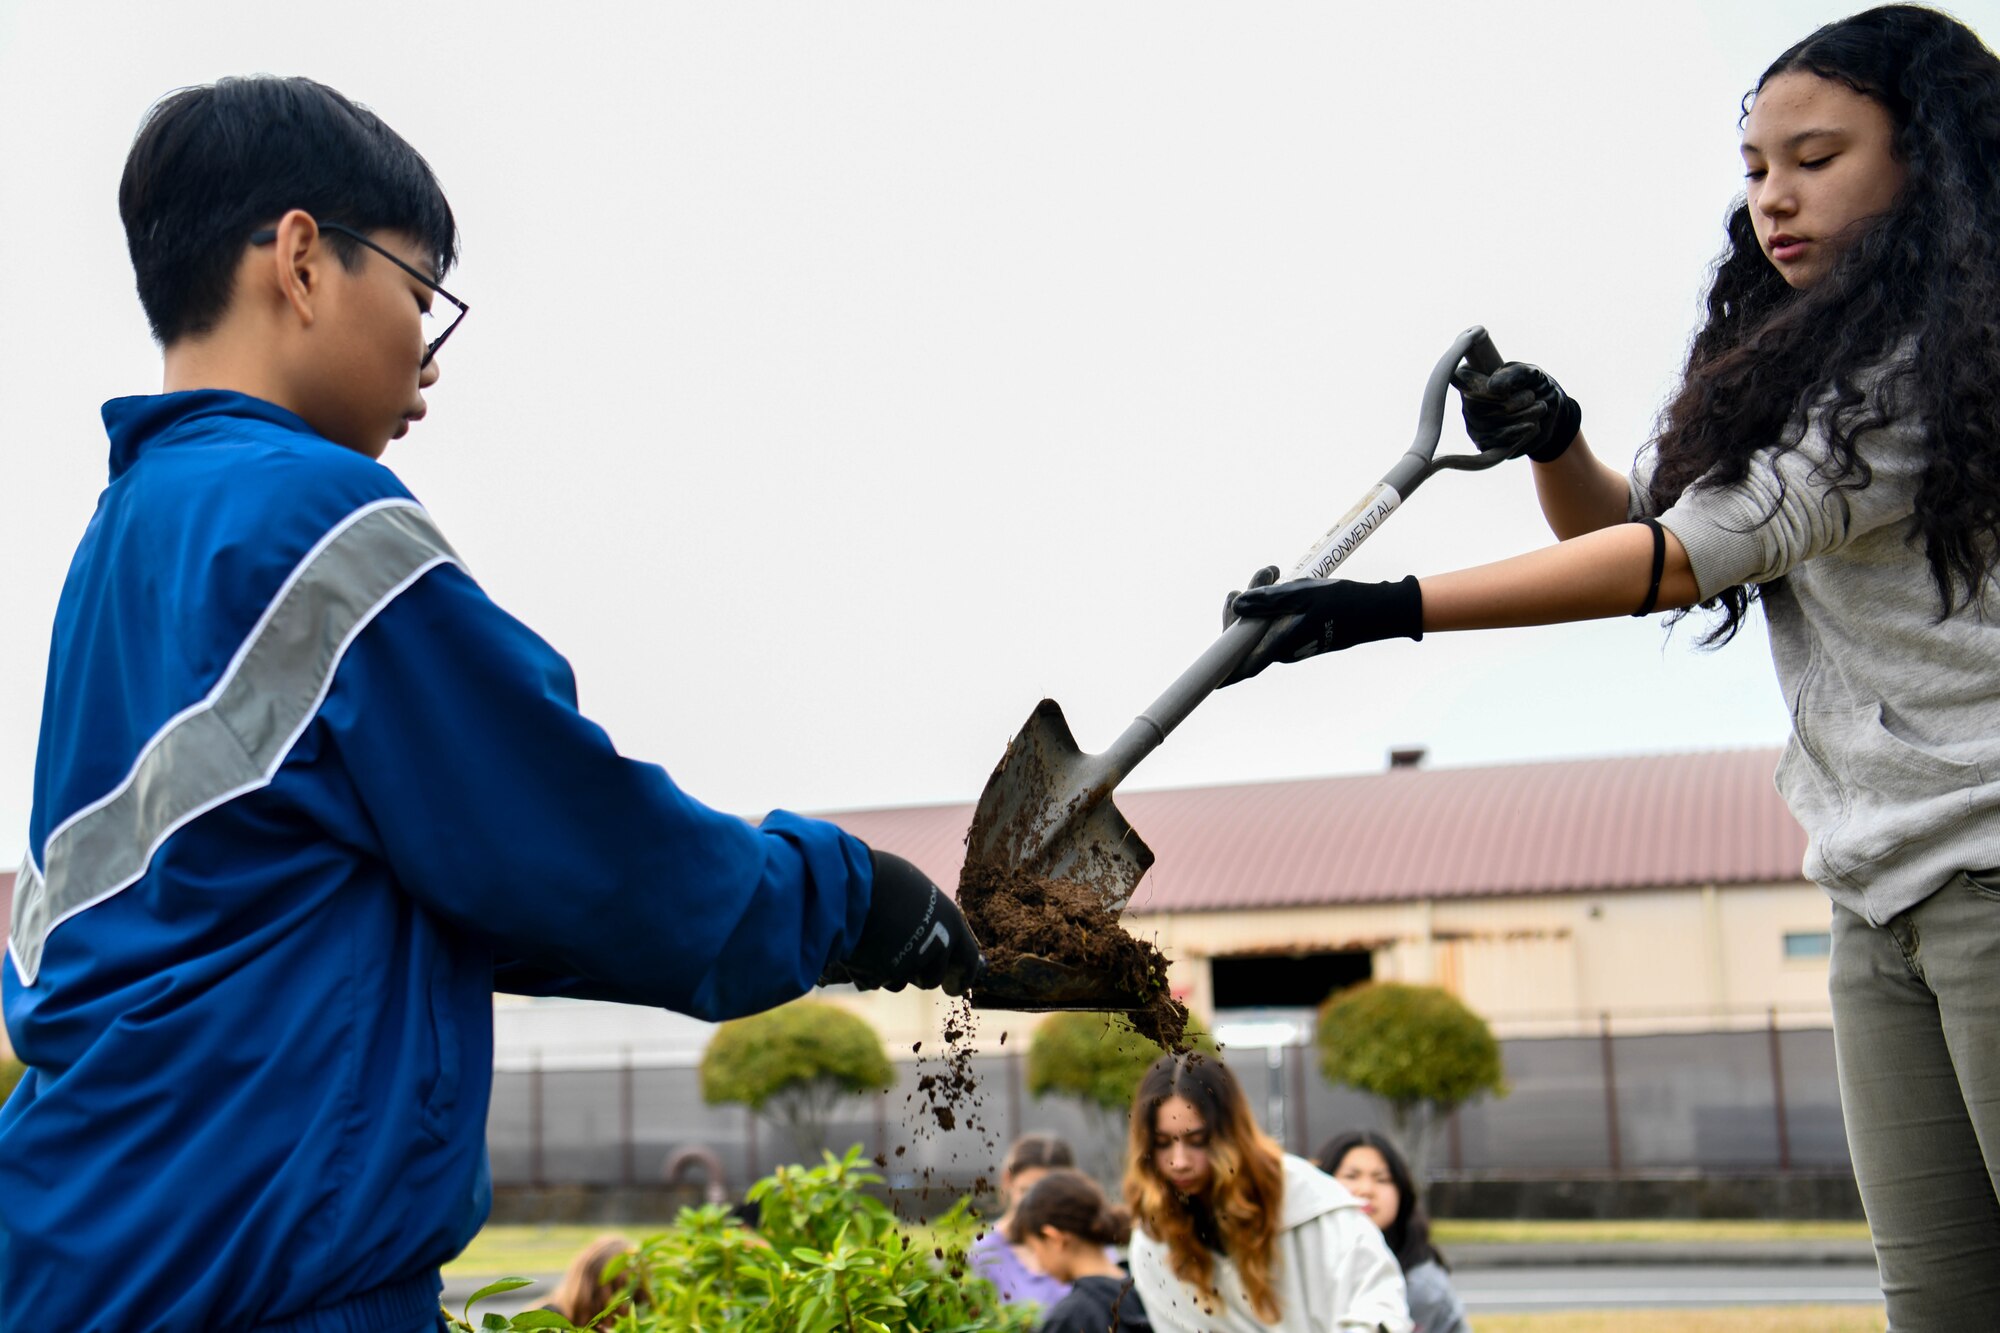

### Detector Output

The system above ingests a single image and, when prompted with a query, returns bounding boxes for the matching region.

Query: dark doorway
[1210,950,1373,1010]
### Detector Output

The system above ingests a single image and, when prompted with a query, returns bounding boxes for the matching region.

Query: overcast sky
[4,1,1995,865]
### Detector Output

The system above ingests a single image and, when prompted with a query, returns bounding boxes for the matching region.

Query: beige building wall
[1123,880,1834,1038]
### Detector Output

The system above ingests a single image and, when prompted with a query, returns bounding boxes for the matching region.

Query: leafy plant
[446,1147,1037,1332]
[700,1000,893,1160]
[1315,981,1506,1176]
[0,1057,25,1105]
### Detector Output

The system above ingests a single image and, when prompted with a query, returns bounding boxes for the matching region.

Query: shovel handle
[1287,325,1503,582]
[1100,326,1507,780]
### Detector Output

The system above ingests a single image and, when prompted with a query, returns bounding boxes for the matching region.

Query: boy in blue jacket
[0,76,982,1333]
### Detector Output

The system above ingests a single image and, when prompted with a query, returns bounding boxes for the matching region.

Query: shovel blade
[969,953,1155,1013]
[963,698,1154,912]
[963,699,1159,1013]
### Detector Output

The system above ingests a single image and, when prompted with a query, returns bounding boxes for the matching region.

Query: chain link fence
[487,1012,1849,1198]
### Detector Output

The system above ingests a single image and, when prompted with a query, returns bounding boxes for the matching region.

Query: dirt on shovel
[957,862,1191,1052]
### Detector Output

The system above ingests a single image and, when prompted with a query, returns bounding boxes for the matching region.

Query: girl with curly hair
[1124,1053,1409,1332]
[1224,7,2000,1321]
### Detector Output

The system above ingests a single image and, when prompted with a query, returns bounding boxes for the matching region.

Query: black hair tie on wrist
[1632,518,1666,617]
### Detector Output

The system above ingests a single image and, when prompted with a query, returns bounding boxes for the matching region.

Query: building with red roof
[828,745,1828,1045]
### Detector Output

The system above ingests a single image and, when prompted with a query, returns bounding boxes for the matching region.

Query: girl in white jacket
[1124,1053,1411,1333]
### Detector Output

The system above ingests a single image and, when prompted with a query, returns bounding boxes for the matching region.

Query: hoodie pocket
[420,964,463,1142]
[1962,868,2000,901]
[1815,703,1979,878]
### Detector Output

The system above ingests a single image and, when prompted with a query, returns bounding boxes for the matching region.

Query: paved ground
[1451,1240,1877,1268]
[1455,1264,1882,1314]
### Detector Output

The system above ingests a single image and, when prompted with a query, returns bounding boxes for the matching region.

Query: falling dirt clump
[906,998,989,1139]
[959,863,1191,1052]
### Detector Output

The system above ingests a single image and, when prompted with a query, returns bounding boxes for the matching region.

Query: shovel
[966,325,1510,1011]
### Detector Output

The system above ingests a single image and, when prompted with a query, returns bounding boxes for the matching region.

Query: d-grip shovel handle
[1284,324,1505,585]
[1087,326,1507,791]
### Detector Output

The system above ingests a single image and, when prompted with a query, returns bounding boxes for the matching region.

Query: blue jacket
[2,391,875,1332]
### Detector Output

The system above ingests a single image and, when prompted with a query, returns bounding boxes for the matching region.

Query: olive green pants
[1832,872,2000,1329]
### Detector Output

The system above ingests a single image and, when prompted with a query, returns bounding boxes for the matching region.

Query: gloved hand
[1222,573,1423,684]
[1222,564,1281,629]
[1454,361,1582,463]
[827,848,985,996]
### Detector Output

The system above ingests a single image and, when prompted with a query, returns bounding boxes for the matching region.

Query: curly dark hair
[1647,5,2000,643]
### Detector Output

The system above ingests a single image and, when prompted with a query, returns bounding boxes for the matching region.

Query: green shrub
[1315,981,1506,1175]
[1026,1010,1214,1115]
[448,1147,1037,1332]
[700,1000,893,1161]
[0,1058,25,1105]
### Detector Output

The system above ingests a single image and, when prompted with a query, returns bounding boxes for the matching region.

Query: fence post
[530,1049,546,1190]
[875,1087,889,1164]
[1289,1043,1310,1156]
[1008,1050,1023,1146]
[1265,1046,1287,1149]
[746,1106,759,1186]
[1599,1013,1621,1176]
[1768,1008,1792,1172]
[620,1049,635,1188]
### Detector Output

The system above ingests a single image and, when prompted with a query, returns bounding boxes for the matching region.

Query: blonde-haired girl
[1124,1054,1409,1332]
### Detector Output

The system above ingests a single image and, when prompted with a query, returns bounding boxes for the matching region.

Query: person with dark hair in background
[1009,1168,1152,1332]
[972,1132,1081,1307]
[0,75,982,1333]
[1317,1133,1469,1333]
[1222,7,2000,1322]
[1125,1054,1409,1332]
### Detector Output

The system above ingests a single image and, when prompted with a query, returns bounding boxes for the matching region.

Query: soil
[957,862,1191,1052]
[882,856,1194,1234]
[908,1000,983,1134]
[897,997,999,1216]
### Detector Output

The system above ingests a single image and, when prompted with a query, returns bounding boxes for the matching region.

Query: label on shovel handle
[1294,482,1401,580]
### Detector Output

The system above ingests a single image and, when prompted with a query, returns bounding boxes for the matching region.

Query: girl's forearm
[1532,431,1635,539]
[1420,521,1700,631]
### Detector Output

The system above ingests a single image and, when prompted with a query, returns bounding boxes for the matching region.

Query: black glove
[829,849,985,996]
[1222,564,1281,629]
[1222,574,1423,684]
[1454,361,1582,463]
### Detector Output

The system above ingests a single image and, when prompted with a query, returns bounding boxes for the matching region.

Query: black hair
[1001,1132,1077,1179]
[1651,5,2000,643]
[119,76,458,345]
[1314,1130,1444,1273]
[1005,1168,1133,1247]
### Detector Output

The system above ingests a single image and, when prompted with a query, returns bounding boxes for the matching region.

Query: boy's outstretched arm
[316,561,974,1020]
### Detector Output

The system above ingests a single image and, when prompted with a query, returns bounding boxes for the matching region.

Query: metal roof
[819,747,1802,912]
[0,751,1800,951]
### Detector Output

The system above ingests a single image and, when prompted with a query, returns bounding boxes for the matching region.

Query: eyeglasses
[249,221,468,367]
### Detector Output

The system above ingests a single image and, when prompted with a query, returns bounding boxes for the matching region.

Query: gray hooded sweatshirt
[1633,370,2000,924]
